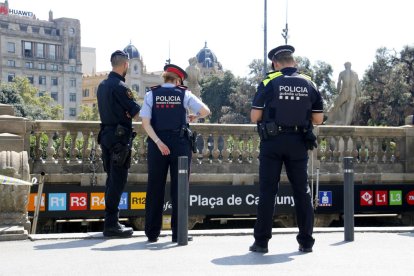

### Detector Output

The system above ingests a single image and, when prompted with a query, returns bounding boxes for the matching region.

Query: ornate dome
[123,42,140,59]
[196,42,217,68]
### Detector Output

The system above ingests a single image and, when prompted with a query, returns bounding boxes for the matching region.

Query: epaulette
[150,85,161,90]
[177,85,188,90]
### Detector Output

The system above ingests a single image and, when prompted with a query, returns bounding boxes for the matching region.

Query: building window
[69,93,76,102]
[49,44,56,60]
[32,27,39,33]
[39,76,46,85]
[82,89,90,97]
[25,62,33,69]
[38,91,45,97]
[132,84,139,92]
[69,108,76,117]
[51,64,58,71]
[69,45,76,59]
[38,63,46,70]
[20,25,28,32]
[69,78,76,87]
[27,76,34,84]
[8,73,15,82]
[69,28,75,35]
[51,77,58,86]
[7,42,15,53]
[51,92,58,101]
[44,28,52,35]
[69,66,76,72]
[36,43,44,58]
[24,41,32,57]
[7,60,15,67]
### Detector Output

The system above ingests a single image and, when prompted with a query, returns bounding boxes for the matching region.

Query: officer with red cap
[249,45,324,253]
[140,63,210,243]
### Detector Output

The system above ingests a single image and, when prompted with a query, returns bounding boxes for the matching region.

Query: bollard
[177,156,189,246]
[343,157,354,241]
[31,172,45,234]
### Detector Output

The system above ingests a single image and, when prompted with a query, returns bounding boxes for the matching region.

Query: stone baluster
[394,137,402,162]
[139,136,147,164]
[235,136,244,164]
[317,136,325,162]
[82,131,90,163]
[45,131,56,162]
[69,132,79,163]
[343,136,351,158]
[351,137,359,161]
[34,132,42,161]
[333,136,341,162]
[196,134,205,164]
[252,136,260,165]
[221,135,231,163]
[207,134,214,163]
[359,137,367,163]
[217,136,225,163]
[376,137,385,163]
[58,131,68,163]
[384,138,393,163]
[368,137,375,163]
[212,135,221,162]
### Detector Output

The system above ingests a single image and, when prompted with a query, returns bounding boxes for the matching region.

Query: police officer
[140,64,210,243]
[249,45,324,253]
[97,50,141,238]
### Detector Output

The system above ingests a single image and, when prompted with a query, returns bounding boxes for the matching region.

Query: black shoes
[147,237,159,243]
[299,244,313,253]
[249,242,269,253]
[172,236,193,243]
[103,224,133,238]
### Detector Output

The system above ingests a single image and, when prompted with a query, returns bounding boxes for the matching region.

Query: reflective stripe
[300,73,317,87]
[344,169,354,173]
[262,71,283,87]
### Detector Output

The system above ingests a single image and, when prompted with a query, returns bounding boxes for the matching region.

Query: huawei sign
[0,4,8,15]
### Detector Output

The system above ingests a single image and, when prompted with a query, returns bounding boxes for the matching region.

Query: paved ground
[0,227,413,276]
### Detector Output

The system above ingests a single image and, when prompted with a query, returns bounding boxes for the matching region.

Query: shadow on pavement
[211,251,301,266]
[91,240,178,251]
[33,239,106,250]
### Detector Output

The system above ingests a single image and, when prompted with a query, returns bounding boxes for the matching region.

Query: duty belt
[258,122,304,138]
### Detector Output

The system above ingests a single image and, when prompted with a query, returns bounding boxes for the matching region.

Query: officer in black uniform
[97,50,141,238]
[249,45,324,253]
[140,64,210,243]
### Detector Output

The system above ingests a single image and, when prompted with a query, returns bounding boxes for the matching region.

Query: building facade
[0,1,82,119]
[82,42,162,107]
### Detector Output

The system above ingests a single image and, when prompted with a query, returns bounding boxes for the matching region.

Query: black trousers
[145,132,191,240]
[254,133,315,248]
[100,128,130,229]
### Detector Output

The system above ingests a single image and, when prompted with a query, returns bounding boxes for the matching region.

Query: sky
[9,0,414,83]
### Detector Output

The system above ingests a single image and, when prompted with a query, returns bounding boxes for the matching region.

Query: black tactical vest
[151,86,186,131]
[263,70,312,127]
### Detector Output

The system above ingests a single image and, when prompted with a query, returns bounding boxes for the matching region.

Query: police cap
[163,64,188,81]
[267,45,295,60]
[110,50,129,62]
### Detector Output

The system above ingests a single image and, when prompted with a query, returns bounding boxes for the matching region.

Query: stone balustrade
[29,121,414,180]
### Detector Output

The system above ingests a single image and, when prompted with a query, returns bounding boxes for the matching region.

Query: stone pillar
[0,104,33,240]
[404,115,414,173]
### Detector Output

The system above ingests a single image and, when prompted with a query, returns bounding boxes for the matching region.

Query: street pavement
[0,227,413,276]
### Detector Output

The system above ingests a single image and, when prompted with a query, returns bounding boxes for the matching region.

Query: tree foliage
[78,104,100,121]
[200,71,235,123]
[355,46,414,126]
[0,77,62,120]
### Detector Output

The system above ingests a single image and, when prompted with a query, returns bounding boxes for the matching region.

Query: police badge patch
[126,88,134,99]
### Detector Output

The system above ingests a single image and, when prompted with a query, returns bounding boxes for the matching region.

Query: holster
[111,143,131,168]
[303,125,317,150]
[257,123,268,140]
[180,124,197,153]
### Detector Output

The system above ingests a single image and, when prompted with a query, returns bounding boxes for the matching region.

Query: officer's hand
[187,114,199,123]
[156,140,170,155]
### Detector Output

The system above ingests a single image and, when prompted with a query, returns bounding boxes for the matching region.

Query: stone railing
[29,121,414,184]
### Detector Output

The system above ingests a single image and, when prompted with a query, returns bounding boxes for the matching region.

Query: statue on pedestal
[327,62,360,125]
[185,57,202,98]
